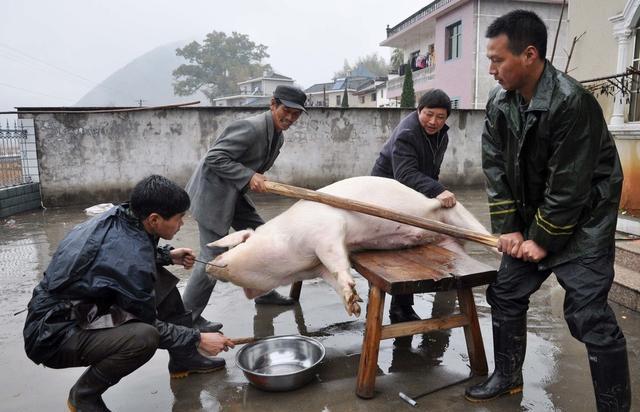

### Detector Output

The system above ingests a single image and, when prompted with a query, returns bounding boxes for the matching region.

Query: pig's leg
[316,265,362,317]
[243,288,270,299]
[314,242,363,317]
[244,266,325,301]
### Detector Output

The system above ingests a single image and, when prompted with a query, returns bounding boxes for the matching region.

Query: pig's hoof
[351,302,361,317]
[346,291,362,316]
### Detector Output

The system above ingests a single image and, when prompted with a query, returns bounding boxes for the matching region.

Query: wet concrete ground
[1,187,638,412]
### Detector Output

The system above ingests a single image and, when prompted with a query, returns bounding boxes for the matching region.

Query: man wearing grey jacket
[183,85,307,332]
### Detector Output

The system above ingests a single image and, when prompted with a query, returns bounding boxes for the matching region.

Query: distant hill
[75,41,207,107]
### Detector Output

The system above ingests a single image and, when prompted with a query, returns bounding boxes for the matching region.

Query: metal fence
[0,122,37,188]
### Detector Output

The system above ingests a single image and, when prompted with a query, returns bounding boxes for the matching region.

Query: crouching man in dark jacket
[23,175,235,412]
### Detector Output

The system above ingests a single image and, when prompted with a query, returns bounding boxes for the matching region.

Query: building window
[630,25,640,121]
[359,95,365,104]
[371,93,377,101]
[445,21,462,60]
[336,95,341,106]
[451,98,460,109]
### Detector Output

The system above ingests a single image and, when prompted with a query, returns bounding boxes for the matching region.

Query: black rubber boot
[254,290,295,306]
[193,316,223,333]
[67,367,117,412]
[165,312,226,378]
[465,315,527,402]
[168,348,226,379]
[389,304,421,323]
[587,344,631,411]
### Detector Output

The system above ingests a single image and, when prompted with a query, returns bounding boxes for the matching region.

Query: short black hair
[418,89,452,116]
[485,9,547,59]
[130,175,190,220]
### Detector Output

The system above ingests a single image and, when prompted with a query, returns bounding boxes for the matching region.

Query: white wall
[22,107,488,206]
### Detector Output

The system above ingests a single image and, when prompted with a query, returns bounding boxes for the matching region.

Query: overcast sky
[0,0,428,117]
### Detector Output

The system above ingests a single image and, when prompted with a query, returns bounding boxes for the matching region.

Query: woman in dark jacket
[371,88,456,322]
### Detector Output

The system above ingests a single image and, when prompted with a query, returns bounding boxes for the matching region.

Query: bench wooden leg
[457,288,488,376]
[289,281,302,301]
[356,283,385,399]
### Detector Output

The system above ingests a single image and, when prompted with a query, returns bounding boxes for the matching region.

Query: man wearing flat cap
[183,85,307,332]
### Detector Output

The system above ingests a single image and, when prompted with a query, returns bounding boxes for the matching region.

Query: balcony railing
[387,66,436,95]
[386,0,454,38]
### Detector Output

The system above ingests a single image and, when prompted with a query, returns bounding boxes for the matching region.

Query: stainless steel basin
[235,335,325,391]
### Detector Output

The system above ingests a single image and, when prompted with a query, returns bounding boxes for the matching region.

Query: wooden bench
[348,243,497,399]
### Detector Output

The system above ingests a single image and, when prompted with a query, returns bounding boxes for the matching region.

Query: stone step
[612,264,640,312]
[614,239,640,270]
[617,215,640,237]
[613,238,640,311]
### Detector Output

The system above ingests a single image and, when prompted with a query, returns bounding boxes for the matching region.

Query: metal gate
[1,123,31,187]
[0,119,41,217]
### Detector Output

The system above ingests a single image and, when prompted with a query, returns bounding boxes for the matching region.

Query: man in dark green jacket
[465,10,631,411]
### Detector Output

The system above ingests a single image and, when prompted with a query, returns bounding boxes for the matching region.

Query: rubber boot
[465,315,527,402]
[587,344,631,412]
[168,347,226,379]
[193,316,223,333]
[389,304,421,323]
[166,311,226,378]
[254,289,295,305]
[389,294,420,323]
[67,367,117,412]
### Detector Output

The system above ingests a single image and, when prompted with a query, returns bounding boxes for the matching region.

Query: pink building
[381,0,567,109]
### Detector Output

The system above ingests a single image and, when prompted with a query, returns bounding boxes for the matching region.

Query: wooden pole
[230,337,259,345]
[263,181,498,248]
[550,0,566,64]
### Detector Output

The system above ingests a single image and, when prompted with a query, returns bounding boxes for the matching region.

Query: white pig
[205,176,492,316]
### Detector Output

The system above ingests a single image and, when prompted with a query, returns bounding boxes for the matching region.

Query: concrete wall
[21,107,488,207]
[568,0,625,121]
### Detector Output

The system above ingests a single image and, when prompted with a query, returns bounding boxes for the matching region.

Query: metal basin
[235,335,325,391]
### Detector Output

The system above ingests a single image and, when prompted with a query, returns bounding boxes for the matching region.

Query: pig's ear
[208,229,254,248]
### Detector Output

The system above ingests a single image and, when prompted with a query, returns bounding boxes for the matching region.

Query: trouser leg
[465,254,549,402]
[46,322,160,381]
[553,252,630,411]
[45,322,160,411]
[182,223,225,321]
[390,294,414,306]
[183,195,267,319]
[231,195,265,231]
